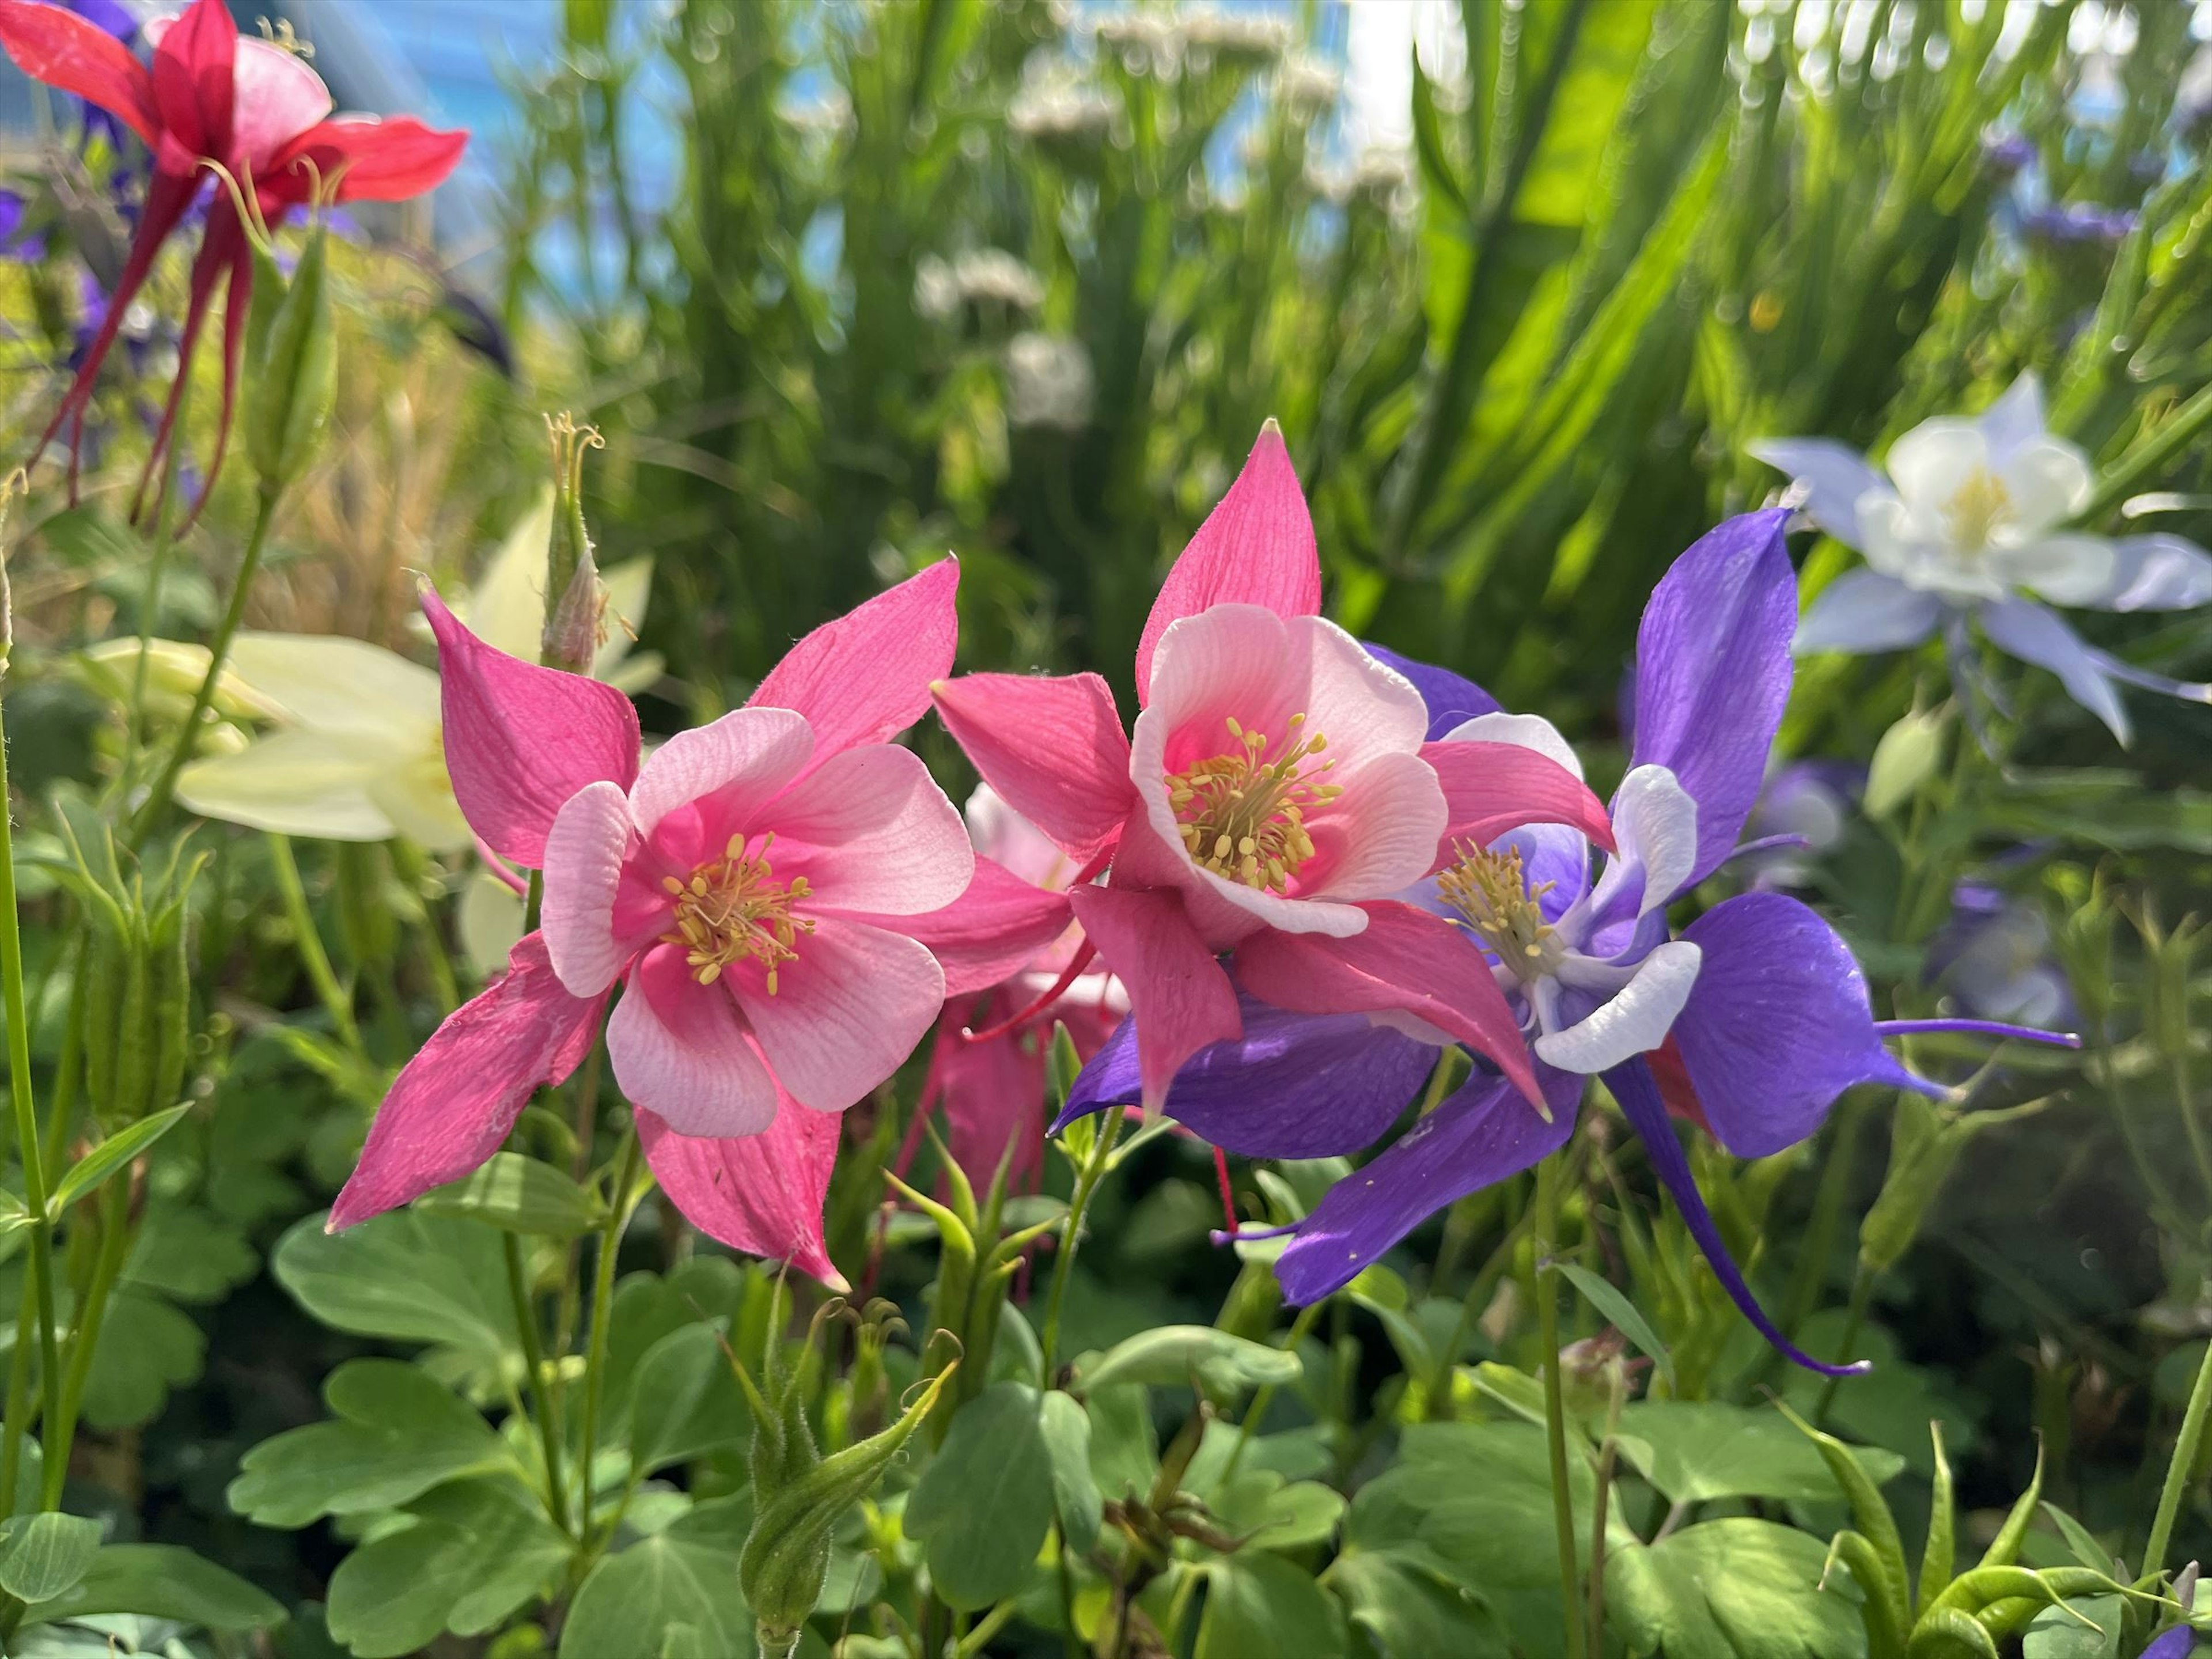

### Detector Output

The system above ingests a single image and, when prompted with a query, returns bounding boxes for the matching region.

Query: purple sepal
[1362,643,1501,740]
[1630,510,1797,889]
[1873,1017,2081,1049]
[2140,1628,2195,1659]
[1058,995,1437,1160]
[1674,892,1937,1160]
[1273,1066,1581,1305]
[1607,1057,1870,1378]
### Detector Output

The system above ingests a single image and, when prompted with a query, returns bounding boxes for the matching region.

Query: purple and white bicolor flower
[1752,374,2212,744]
[1063,513,2080,1376]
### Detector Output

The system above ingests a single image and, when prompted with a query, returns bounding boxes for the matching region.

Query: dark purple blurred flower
[1927,881,2075,1029]
[1741,759,1863,888]
[1983,132,2036,173]
[2025,203,2138,245]
[0,188,41,262]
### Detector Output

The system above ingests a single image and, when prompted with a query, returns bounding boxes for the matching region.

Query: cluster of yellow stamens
[1436,842,1563,980]
[660,831,813,993]
[1941,467,2014,551]
[1166,713,1341,894]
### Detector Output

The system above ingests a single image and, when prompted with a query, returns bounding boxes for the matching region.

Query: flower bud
[1557,1330,1630,1419]
[247,222,338,500]
[540,413,608,673]
[1863,705,1949,819]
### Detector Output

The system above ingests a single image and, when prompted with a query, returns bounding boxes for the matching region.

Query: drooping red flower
[0,0,467,509]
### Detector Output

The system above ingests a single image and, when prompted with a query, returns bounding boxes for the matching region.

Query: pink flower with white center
[933,423,1620,1118]
[331,560,1067,1286]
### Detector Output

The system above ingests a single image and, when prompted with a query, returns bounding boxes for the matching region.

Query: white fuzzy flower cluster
[914,250,1046,323]
[1008,70,1120,144]
[1005,332,1094,432]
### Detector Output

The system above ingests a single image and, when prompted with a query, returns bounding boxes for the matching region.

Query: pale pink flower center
[1165,711,1342,894]
[658,831,813,993]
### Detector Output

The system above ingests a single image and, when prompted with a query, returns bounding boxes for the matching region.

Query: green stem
[40,1180,129,1509]
[2172,1048,2212,1214]
[266,836,363,1056]
[1423,1199,1537,1421]
[1813,1263,1876,1427]
[503,1233,573,1536]
[121,406,189,781]
[1587,1365,1626,1647]
[577,1126,639,1546]
[1536,1156,1586,1659]
[130,491,279,846]
[0,1276,37,1515]
[2143,1330,2212,1581]
[0,672,59,1510]
[1039,1111,1123,1387]
[1220,1301,1323,1487]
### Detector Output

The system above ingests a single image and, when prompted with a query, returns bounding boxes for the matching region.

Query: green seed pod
[247,222,338,499]
[149,892,193,1116]
[540,413,607,673]
[78,919,122,1120]
[107,912,153,1130]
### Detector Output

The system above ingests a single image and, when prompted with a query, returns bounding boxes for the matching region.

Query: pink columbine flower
[932,423,1618,1116]
[331,560,1069,1288]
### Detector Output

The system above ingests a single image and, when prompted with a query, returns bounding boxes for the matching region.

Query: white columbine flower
[1752,374,2212,743]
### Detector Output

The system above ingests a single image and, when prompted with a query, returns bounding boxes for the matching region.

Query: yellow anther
[1436,842,1564,982]
[1164,710,1338,896]
[1942,466,2014,552]
[659,834,814,994]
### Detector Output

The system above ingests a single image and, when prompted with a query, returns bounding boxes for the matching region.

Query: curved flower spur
[329,560,1071,1288]
[1066,512,2080,1376]
[931,422,1616,1121]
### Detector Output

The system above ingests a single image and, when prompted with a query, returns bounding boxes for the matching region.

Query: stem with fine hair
[41,1179,129,1509]
[1813,1262,1876,1427]
[131,490,279,844]
[577,1125,639,1548]
[1536,1156,1586,1659]
[2144,1331,2212,1581]
[503,1233,573,1536]
[1039,1110,1123,1388]
[266,835,363,1057]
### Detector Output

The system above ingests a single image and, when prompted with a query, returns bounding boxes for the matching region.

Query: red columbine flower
[0,0,466,509]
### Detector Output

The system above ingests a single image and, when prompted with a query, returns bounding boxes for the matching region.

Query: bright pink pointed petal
[1421,739,1615,866]
[887,856,1076,997]
[1233,901,1543,1109]
[639,1092,846,1289]
[931,672,1133,862]
[608,945,779,1138]
[927,1006,1052,1191]
[266,116,469,208]
[750,557,959,763]
[149,0,234,160]
[329,933,604,1229]
[734,916,943,1113]
[0,1,158,143]
[1067,885,1239,1112]
[1135,422,1320,706]
[541,781,642,997]
[423,584,641,867]
[770,744,974,916]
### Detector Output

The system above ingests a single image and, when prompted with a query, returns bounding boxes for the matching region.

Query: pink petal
[751,557,959,765]
[607,945,779,1138]
[1293,617,1430,770]
[931,672,1134,863]
[329,933,605,1229]
[228,32,331,171]
[0,0,158,144]
[764,744,974,916]
[926,1004,1051,1192]
[267,115,465,206]
[638,1093,846,1289]
[148,0,233,159]
[1066,885,1240,1112]
[541,781,642,997]
[1421,738,1616,868]
[1141,605,1306,779]
[423,585,641,868]
[733,916,944,1113]
[1135,422,1320,706]
[1298,748,1448,900]
[888,856,1077,997]
[1233,901,1543,1109]
[628,704,813,838]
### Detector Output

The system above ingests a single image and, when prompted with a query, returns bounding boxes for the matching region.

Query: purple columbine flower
[1753,374,2212,745]
[1927,881,2075,1030]
[1063,513,2078,1375]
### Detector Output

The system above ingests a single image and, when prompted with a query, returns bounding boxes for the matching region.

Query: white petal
[1994,437,2093,539]
[1437,710,1584,779]
[224,634,442,743]
[2047,533,2212,612]
[1533,940,1702,1074]
[1974,373,2047,462]
[594,556,654,679]
[177,731,398,842]
[1884,419,1988,516]
[457,872,527,980]
[1978,598,2130,743]
[457,486,556,659]
[1793,569,1945,654]
[1991,535,2120,607]
[1745,438,1884,547]
[1609,766,1699,916]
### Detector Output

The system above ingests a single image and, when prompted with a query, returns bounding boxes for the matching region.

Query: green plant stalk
[1814,1262,1877,1428]
[1587,1361,1626,1646]
[2143,1329,2212,1581]
[40,1179,129,1509]
[1424,1196,1538,1421]
[121,418,189,782]
[577,1125,639,1547]
[1535,1155,1587,1659]
[503,1232,574,1536]
[265,835,363,1057]
[0,1284,35,1514]
[0,672,60,1512]
[131,491,280,846]
[1038,1109,1124,1387]
[1219,1300,1324,1487]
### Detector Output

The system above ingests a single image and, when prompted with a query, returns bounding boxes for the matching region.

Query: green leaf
[228,1358,512,1528]
[562,1497,756,1659]
[1613,1402,1904,1506]
[82,1288,203,1431]
[1039,1389,1103,1556]
[1210,1472,1346,1554]
[1195,1549,1349,1659]
[1604,1519,1863,1659]
[1553,1262,1674,1391]
[2039,1503,2117,1575]
[2022,1595,2125,1659]
[272,1211,521,1378]
[905,1380,1055,1611]
[0,1512,101,1603]
[18,1543,284,1631]
[326,1476,571,1653]
[48,1105,191,1217]
[125,1203,257,1305]
[628,1321,751,1475]
[1511,0,1658,230]
[1330,1546,1512,1659]
[416,1152,603,1237]
[1075,1325,1302,1393]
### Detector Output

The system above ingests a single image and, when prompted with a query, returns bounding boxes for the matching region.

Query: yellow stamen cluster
[1942,467,2013,551]
[1166,713,1341,894]
[1437,842,1562,980]
[660,831,813,993]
